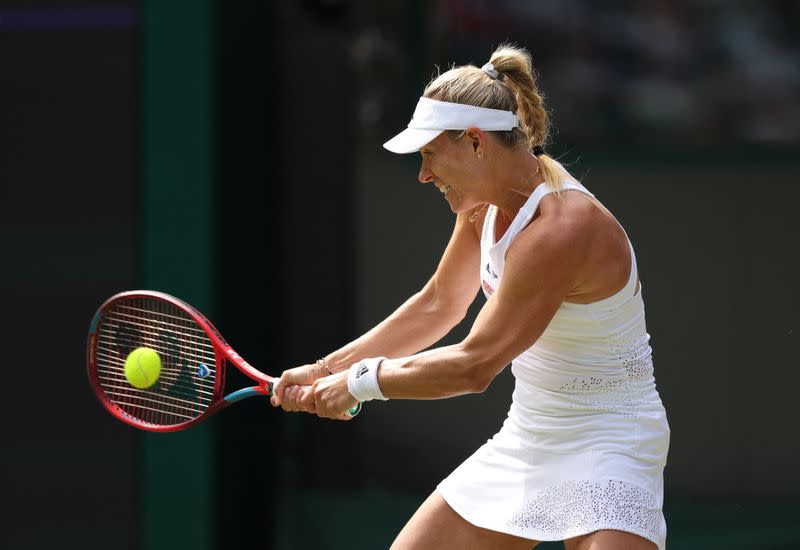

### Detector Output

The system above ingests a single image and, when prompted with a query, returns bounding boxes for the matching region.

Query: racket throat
[223,385,271,404]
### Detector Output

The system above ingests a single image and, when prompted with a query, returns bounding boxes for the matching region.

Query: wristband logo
[355,363,369,379]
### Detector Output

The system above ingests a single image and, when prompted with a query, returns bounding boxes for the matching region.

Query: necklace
[468,202,490,224]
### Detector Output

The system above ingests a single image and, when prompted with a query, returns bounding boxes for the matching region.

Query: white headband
[383,97,520,154]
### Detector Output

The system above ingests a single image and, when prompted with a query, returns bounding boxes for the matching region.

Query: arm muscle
[378,213,591,398]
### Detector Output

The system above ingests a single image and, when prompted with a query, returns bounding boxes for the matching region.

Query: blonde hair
[423,44,574,193]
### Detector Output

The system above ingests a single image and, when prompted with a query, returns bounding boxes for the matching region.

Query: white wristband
[347,357,388,402]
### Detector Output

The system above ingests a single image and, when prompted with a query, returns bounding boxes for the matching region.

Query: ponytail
[424,43,576,193]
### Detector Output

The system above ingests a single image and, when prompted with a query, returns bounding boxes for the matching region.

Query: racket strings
[93,352,215,398]
[93,296,218,427]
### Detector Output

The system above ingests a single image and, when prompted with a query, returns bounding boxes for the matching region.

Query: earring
[477,152,484,159]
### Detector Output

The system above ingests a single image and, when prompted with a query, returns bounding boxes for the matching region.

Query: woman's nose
[418,165,434,184]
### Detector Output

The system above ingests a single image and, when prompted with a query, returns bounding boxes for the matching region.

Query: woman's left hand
[311,370,359,420]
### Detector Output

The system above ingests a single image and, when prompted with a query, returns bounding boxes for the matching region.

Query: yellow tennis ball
[124,347,162,389]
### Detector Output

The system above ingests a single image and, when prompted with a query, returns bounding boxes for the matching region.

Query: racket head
[87,290,227,432]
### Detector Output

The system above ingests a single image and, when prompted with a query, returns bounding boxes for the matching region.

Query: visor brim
[383,128,443,154]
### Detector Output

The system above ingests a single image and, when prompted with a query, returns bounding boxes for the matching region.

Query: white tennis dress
[437,180,670,548]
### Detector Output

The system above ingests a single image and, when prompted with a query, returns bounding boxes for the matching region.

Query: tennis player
[272,44,670,550]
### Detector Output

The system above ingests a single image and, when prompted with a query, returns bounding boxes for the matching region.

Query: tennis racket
[87,290,360,432]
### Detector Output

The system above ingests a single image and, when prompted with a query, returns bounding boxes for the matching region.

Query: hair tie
[481,63,500,80]
[533,145,544,156]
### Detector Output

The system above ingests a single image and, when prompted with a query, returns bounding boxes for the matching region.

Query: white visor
[383,97,520,154]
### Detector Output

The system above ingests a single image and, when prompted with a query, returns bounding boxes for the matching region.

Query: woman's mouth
[436,184,451,194]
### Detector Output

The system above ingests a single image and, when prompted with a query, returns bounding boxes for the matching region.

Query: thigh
[564,529,657,550]
[391,490,539,550]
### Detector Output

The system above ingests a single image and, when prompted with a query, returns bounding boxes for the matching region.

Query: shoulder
[510,191,597,259]
[504,190,616,297]
[509,189,633,301]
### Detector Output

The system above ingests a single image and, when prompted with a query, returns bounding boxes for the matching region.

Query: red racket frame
[87,290,277,432]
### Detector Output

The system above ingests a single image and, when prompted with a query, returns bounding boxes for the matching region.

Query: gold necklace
[468,202,490,224]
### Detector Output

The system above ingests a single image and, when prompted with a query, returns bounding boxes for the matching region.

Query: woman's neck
[488,150,545,221]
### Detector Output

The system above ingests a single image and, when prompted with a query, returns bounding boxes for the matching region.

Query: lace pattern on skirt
[507,478,665,547]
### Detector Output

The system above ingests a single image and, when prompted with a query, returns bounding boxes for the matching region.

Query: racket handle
[347,402,362,417]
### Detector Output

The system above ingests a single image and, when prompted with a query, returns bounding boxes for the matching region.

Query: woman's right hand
[270,362,328,413]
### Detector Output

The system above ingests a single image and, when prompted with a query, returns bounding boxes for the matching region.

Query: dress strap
[621,239,640,298]
[497,179,593,248]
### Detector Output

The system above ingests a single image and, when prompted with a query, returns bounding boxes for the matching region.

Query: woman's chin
[444,196,460,214]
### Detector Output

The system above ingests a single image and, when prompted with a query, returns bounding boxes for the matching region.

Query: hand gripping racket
[87,290,360,432]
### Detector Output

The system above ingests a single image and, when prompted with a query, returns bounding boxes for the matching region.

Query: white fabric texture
[437,180,670,548]
[383,97,520,154]
[347,357,388,402]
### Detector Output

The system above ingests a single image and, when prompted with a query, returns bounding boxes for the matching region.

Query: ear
[465,127,484,154]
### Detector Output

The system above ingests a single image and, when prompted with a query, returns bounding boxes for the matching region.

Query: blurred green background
[1,1,799,548]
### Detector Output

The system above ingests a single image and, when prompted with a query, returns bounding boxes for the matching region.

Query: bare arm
[375,212,591,399]
[272,209,482,409]
[308,210,592,418]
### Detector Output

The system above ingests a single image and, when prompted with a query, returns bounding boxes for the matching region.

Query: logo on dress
[482,280,495,296]
[485,262,498,278]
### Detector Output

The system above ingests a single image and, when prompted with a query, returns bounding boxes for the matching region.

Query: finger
[332,401,358,420]
[312,383,326,418]
[315,403,341,420]
[271,381,283,406]
[272,377,287,405]
[281,385,299,412]
[290,385,305,412]
[299,386,317,412]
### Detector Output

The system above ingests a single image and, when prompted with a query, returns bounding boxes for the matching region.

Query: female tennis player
[272,44,670,550]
